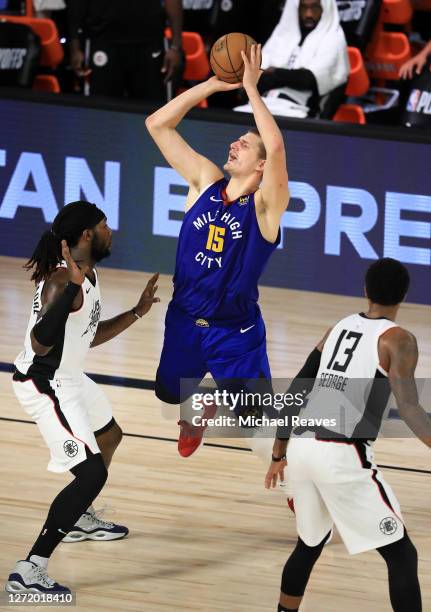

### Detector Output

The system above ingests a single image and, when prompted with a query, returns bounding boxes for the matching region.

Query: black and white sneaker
[62,508,129,543]
[5,561,70,593]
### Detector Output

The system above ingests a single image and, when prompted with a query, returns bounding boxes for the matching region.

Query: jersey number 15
[206,224,226,253]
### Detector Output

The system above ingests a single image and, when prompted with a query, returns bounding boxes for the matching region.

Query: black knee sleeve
[28,453,108,559]
[377,532,421,612]
[70,451,108,491]
[281,533,330,598]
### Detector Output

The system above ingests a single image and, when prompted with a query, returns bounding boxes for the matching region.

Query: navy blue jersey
[172,178,280,323]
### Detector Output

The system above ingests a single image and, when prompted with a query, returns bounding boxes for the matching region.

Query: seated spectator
[399,40,431,128]
[69,0,183,101]
[235,0,349,119]
[399,40,431,80]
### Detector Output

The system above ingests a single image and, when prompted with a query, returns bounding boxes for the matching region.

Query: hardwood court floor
[0,255,430,611]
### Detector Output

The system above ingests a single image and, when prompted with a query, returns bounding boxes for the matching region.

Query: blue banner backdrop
[0,98,430,304]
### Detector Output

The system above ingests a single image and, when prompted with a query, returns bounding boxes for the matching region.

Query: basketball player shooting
[5,202,159,594]
[146,44,289,458]
[265,258,427,612]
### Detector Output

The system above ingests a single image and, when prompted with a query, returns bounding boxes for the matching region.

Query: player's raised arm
[145,79,240,204]
[30,242,87,356]
[382,327,431,448]
[241,45,290,223]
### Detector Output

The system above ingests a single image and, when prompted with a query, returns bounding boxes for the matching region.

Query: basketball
[210,32,259,84]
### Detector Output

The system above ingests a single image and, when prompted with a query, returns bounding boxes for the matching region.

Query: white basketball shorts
[12,372,113,473]
[287,437,404,554]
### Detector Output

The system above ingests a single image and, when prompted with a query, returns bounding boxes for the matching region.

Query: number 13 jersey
[301,313,398,440]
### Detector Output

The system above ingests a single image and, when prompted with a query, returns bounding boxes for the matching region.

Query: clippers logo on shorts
[379,517,397,535]
[82,299,101,338]
[407,88,431,115]
[93,51,108,67]
[63,440,78,457]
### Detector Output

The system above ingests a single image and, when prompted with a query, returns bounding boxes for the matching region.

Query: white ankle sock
[29,555,49,569]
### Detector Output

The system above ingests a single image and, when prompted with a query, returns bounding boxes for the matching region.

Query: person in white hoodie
[235,0,349,119]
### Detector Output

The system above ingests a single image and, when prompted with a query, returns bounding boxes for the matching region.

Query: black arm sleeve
[259,68,318,94]
[32,282,81,348]
[277,347,322,440]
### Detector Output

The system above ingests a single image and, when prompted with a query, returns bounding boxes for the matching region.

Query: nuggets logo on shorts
[63,440,79,458]
[379,517,397,535]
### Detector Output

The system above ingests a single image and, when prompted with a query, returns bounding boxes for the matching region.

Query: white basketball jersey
[15,266,101,379]
[301,313,398,439]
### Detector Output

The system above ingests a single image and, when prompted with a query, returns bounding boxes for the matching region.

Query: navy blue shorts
[155,302,272,405]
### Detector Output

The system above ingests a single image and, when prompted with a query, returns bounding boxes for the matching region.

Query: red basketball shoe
[177,402,218,457]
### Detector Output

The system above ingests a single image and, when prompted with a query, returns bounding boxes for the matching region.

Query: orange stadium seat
[346,47,370,96]
[380,0,413,23]
[366,31,411,80]
[165,29,210,81]
[2,16,63,68]
[334,104,366,124]
[165,29,210,107]
[25,0,34,16]
[334,48,369,125]
[33,74,61,93]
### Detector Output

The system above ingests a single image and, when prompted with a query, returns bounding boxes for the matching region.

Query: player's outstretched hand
[207,75,242,93]
[241,44,263,91]
[264,458,287,490]
[134,272,161,317]
[61,240,89,285]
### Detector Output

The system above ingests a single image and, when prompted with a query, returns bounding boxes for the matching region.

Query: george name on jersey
[318,372,349,392]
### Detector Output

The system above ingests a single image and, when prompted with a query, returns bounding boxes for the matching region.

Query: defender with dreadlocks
[5,201,159,594]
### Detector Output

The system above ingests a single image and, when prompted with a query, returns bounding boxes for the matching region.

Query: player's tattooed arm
[31,271,82,356]
[90,273,160,347]
[31,241,87,356]
[382,327,431,448]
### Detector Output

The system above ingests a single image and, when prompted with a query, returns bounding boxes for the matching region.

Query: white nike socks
[29,554,48,569]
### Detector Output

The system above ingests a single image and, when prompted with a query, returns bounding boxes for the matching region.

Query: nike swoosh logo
[152,50,162,58]
[240,325,255,334]
[58,528,67,534]
[210,196,223,202]
[86,287,91,294]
